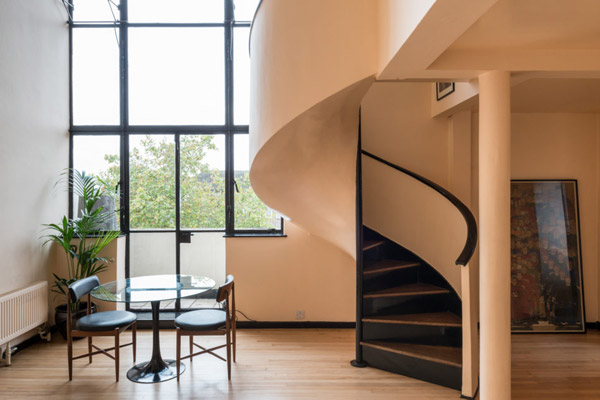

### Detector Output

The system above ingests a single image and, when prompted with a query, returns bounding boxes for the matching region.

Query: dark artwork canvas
[510,180,585,332]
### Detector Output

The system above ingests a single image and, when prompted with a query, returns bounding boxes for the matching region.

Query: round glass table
[91,274,215,383]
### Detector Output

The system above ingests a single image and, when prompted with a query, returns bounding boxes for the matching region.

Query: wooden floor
[0,329,599,399]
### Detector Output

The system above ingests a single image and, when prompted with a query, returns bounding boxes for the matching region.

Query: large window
[69,0,282,236]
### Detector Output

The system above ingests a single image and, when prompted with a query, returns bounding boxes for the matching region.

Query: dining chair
[67,276,137,382]
[175,274,236,381]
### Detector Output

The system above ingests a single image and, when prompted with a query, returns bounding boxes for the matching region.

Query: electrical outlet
[296,310,305,320]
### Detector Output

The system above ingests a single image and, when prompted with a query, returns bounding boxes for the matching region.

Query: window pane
[234,27,250,125]
[72,135,121,230]
[72,28,120,125]
[129,232,176,310]
[129,0,224,23]
[73,0,120,22]
[129,28,225,125]
[180,232,225,310]
[180,135,225,229]
[234,135,282,230]
[129,135,176,229]
[234,0,260,21]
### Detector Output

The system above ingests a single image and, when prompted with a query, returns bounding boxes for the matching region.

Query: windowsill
[223,233,287,238]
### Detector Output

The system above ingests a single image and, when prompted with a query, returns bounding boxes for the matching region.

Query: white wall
[0,1,69,295]
[130,232,225,283]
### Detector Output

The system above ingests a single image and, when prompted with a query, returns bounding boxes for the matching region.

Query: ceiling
[449,0,600,51]
[511,78,600,113]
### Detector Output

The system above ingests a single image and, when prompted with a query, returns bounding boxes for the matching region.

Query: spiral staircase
[248,0,483,397]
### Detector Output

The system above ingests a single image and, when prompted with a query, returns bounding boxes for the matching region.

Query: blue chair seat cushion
[77,311,137,332]
[175,309,227,331]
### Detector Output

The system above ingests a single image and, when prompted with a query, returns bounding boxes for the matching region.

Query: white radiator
[0,281,48,366]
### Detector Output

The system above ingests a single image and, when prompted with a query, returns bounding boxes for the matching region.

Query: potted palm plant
[44,170,120,339]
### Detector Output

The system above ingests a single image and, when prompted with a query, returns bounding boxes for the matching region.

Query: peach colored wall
[511,113,600,322]
[362,82,450,185]
[226,222,355,322]
[472,112,599,321]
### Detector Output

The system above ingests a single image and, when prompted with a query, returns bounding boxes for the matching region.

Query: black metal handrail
[361,150,477,266]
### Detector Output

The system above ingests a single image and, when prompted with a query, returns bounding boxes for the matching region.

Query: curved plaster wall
[362,155,467,295]
[249,0,378,256]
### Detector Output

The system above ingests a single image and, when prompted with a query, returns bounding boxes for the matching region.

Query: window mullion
[225,0,234,234]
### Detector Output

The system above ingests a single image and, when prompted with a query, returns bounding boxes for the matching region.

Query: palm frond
[44,169,120,303]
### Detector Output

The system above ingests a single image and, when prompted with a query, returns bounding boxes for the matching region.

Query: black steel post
[351,108,367,368]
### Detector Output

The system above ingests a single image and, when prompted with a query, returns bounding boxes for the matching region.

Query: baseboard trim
[1,330,48,361]
[236,321,355,329]
[585,322,600,330]
[132,316,355,330]
[461,379,480,399]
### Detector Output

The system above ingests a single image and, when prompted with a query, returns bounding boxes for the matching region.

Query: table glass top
[90,274,216,303]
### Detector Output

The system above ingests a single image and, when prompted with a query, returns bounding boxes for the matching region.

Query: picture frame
[510,179,586,333]
[435,82,455,101]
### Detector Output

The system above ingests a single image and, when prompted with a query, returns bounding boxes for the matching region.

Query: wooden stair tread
[363,259,420,275]
[363,312,461,327]
[362,240,385,251]
[363,283,450,298]
[361,341,462,368]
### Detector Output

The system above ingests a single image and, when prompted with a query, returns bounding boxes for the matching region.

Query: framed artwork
[510,180,585,333]
[436,82,455,101]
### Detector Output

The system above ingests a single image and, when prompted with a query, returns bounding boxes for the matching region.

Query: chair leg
[189,336,193,362]
[88,336,93,363]
[226,328,232,381]
[176,329,181,382]
[67,333,73,381]
[233,321,236,363]
[114,330,120,382]
[132,322,137,363]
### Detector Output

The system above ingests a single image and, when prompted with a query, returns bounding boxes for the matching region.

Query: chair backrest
[69,276,101,303]
[216,274,234,303]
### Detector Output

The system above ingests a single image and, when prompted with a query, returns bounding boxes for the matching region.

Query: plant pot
[55,302,97,340]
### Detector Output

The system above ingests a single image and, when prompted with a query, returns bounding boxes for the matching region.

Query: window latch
[233,179,239,193]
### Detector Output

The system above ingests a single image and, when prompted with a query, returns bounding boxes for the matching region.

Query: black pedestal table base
[126,359,184,383]
[127,301,185,383]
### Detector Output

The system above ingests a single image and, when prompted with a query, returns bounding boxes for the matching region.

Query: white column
[478,70,511,400]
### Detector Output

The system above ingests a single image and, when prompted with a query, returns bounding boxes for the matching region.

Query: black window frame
[68,0,284,239]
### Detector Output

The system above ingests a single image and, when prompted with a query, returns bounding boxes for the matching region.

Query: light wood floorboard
[512,330,600,399]
[0,329,599,399]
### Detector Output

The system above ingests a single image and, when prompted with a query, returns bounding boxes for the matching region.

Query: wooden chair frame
[176,277,236,381]
[67,293,136,382]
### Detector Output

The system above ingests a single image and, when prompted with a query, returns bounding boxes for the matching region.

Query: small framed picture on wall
[436,82,455,101]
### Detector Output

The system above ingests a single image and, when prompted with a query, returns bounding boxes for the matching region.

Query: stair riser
[363,244,419,265]
[363,268,420,292]
[362,324,462,346]
[363,294,460,316]
[362,346,462,391]
[417,266,458,291]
